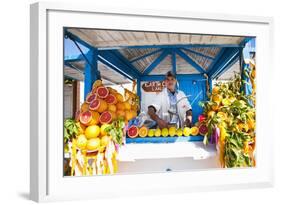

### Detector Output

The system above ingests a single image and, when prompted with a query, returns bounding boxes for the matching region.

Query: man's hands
[156,118,169,129]
[148,106,168,129]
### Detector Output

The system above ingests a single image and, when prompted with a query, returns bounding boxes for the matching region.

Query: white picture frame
[30,2,274,202]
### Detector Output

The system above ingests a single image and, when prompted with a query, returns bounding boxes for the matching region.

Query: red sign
[142,81,166,92]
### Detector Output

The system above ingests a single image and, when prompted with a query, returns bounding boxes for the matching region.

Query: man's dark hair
[165,71,176,79]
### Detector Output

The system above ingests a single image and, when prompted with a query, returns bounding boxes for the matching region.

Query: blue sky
[64,38,89,59]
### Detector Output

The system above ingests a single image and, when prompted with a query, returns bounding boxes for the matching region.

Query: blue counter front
[126,136,204,144]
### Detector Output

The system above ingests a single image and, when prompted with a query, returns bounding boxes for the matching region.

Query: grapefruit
[86,138,101,151]
[96,86,109,98]
[105,94,117,104]
[198,124,208,135]
[86,93,97,104]
[108,104,117,113]
[76,134,87,150]
[79,110,92,125]
[88,111,100,125]
[99,111,113,124]
[191,127,199,136]
[138,126,148,137]
[127,125,138,138]
[85,125,100,139]
[89,99,108,113]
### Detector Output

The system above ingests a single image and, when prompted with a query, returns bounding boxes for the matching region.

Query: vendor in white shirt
[147,71,192,128]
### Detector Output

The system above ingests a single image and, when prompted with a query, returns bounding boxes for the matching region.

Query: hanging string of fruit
[201,64,256,168]
[64,79,139,176]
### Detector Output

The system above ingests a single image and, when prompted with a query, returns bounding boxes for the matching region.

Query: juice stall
[63,28,256,176]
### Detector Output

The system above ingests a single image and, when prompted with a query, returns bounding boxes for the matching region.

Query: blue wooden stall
[63,28,255,144]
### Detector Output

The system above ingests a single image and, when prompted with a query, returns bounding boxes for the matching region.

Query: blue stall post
[84,48,99,99]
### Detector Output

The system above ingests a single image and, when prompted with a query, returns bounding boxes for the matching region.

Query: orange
[212,86,220,94]
[76,122,86,134]
[208,111,216,118]
[81,102,89,112]
[88,111,100,125]
[92,79,103,90]
[123,101,131,110]
[108,104,117,112]
[116,110,125,119]
[125,110,136,121]
[85,125,100,139]
[212,94,222,104]
[211,104,220,111]
[138,126,148,137]
[115,93,124,102]
[116,102,125,111]
[190,127,199,135]
[247,119,255,130]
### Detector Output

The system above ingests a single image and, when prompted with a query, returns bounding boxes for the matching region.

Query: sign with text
[142,81,166,92]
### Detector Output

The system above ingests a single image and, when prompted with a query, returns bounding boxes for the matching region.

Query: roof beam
[141,74,205,81]
[110,50,142,76]
[176,49,206,74]
[98,44,242,50]
[206,48,226,72]
[98,56,134,81]
[143,49,170,75]
[208,48,240,79]
[129,49,163,63]
[172,49,177,74]
[64,29,94,51]
[181,48,215,60]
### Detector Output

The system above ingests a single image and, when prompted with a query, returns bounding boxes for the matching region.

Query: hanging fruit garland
[200,61,256,168]
[64,79,139,176]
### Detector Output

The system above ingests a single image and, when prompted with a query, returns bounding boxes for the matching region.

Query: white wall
[0,0,280,205]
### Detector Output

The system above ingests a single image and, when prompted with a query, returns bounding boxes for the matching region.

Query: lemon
[85,125,100,139]
[154,128,161,137]
[76,134,87,149]
[86,138,101,151]
[169,127,177,137]
[161,128,169,137]
[148,129,155,137]
[100,124,110,136]
[176,129,183,137]
[101,135,111,147]
[183,127,191,136]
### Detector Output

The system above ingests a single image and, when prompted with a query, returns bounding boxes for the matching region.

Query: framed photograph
[30,2,274,202]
